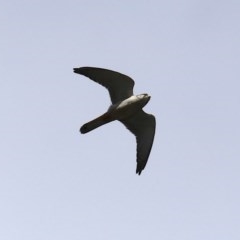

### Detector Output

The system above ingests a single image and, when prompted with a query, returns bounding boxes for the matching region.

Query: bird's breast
[107,95,149,120]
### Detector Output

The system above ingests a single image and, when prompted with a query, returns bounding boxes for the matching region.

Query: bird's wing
[73,67,135,104]
[120,110,156,175]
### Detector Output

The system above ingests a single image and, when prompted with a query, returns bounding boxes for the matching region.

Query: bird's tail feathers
[80,113,112,134]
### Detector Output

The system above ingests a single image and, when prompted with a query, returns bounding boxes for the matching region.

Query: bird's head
[137,93,151,106]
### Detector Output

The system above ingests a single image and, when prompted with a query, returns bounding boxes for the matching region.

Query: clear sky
[1,0,240,239]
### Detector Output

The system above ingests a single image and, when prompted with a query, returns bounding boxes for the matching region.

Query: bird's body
[81,94,151,134]
[74,67,156,175]
[108,94,151,120]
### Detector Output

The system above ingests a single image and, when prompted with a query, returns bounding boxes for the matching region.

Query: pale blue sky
[1,1,240,239]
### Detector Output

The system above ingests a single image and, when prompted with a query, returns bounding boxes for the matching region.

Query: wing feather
[73,67,134,103]
[120,110,156,175]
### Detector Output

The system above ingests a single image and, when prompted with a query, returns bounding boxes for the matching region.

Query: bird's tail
[80,112,113,134]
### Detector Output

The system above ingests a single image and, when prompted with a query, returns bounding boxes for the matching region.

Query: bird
[73,67,156,175]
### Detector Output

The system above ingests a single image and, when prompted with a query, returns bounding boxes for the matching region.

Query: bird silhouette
[74,67,156,175]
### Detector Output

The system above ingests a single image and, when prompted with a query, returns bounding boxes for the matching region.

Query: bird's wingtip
[73,68,78,73]
[136,167,143,175]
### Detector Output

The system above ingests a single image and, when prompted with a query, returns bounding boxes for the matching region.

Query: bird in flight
[73,67,156,175]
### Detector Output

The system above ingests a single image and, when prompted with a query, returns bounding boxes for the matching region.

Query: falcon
[73,67,156,175]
